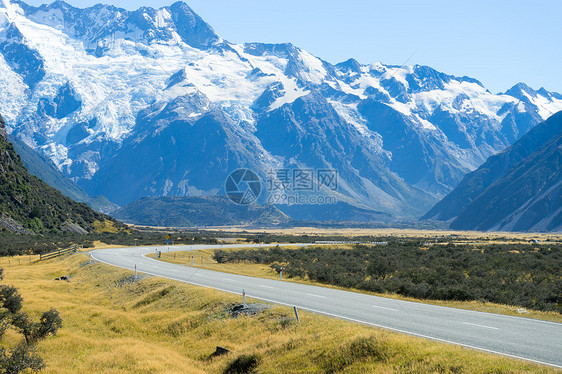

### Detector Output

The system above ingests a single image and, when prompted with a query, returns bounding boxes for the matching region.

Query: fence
[39,245,77,261]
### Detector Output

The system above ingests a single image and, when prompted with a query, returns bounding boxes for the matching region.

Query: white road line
[259,285,274,289]
[372,305,398,311]
[462,322,499,330]
[306,293,327,299]
[223,278,235,282]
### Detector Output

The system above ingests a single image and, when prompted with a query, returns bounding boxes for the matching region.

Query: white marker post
[89,253,92,264]
[191,255,194,265]
[280,267,283,280]
[134,264,137,280]
[242,289,246,308]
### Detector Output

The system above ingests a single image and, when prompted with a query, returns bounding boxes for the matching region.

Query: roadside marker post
[280,267,283,280]
[134,265,137,280]
[191,255,194,265]
[294,307,300,323]
[89,254,92,264]
[243,289,246,308]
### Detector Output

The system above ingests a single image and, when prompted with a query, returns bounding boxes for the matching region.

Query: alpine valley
[1,0,562,221]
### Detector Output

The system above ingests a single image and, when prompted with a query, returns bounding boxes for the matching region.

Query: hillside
[8,134,119,213]
[424,111,562,231]
[0,113,112,234]
[112,196,291,227]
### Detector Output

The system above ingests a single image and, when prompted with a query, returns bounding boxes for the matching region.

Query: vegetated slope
[0,113,111,234]
[213,243,562,313]
[112,196,291,227]
[8,134,119,213]
[424,111,562,231]
[2,1,562,218]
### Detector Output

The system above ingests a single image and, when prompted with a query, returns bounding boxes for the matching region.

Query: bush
[223,354,260,374]
[213,243,562,313]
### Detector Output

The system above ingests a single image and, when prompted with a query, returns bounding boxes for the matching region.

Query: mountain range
[1,0,562,220]
[424,111,562,232]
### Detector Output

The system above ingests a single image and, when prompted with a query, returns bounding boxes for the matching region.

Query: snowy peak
[335,58,362,74]
[12,0,221,53]
[168,1,221,49]
[504,82,562,120]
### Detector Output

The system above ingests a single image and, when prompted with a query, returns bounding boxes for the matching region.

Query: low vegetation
[0,229,218,257]
[213,243,562,314]
[0,253,555,373]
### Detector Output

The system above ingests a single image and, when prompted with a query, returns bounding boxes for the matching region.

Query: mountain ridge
[1,0,562,219]
[424,111,562,232]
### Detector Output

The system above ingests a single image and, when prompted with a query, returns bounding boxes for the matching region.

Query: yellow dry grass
[199,227,562,241]
[0,253,557,373]
[92,220,124,234]
[153,246,562,323]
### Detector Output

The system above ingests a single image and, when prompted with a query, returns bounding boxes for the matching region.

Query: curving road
[91,244,562,368]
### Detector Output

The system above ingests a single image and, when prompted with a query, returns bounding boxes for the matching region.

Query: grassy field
[199,227,562,242]
[0,253,558,373]
[151,246,562,323]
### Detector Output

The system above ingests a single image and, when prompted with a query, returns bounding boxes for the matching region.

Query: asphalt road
[91,244,562,368]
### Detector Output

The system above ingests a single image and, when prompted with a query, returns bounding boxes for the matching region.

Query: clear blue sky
[23,0,562,94]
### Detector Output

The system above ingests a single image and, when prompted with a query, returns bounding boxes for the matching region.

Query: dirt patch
[228,303,270,318]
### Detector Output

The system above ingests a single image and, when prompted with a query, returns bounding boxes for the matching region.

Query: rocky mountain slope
[424,111,562,231]
[1,0,561,218]
[0,113,110,234]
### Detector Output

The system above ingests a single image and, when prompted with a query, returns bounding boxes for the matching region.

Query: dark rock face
[37,82,82,119]
[425,111,562,232]
[0,23,45,89]
[0,114,6,140]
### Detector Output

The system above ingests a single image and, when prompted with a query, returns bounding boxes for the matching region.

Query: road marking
[259,285,274,289]
[223,278,235,282]
[462,322,499,330]
[306,293,327,299]
[372,305,398,311]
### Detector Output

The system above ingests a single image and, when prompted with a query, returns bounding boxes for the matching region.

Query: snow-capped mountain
[1,0,561,217]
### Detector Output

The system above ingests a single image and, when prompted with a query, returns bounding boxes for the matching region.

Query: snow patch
[269,78,310,110]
